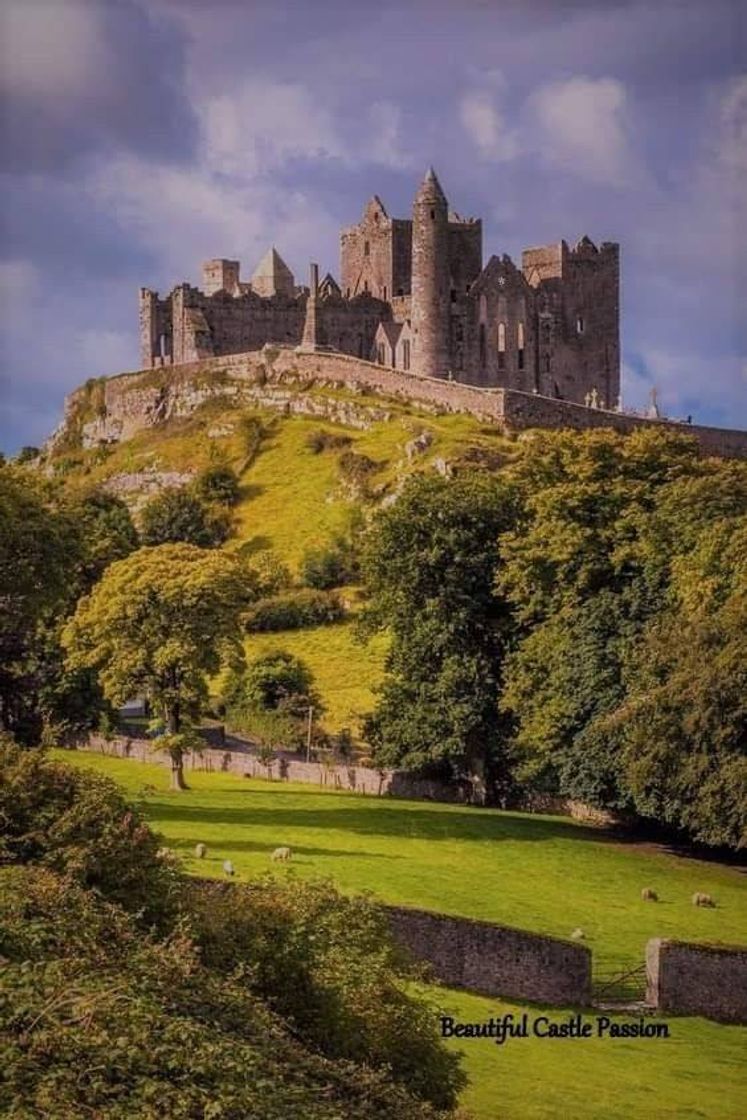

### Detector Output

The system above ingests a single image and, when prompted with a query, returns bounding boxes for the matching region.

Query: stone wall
[58,345,747,460]
[646,938,747,1024]
[387,905,592,1006]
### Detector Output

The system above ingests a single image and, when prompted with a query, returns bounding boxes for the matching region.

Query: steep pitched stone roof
[250,247,295,298]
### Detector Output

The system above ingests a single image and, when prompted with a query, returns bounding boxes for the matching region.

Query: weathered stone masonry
[59,345,747,459]
[139,168,619,409]
[646,939,747,1024]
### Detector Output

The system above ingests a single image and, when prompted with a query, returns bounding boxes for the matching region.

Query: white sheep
[571,928,585,940]
[692,892,715,908]
[641,887,658,902]
[271,846,292,862]
[195,843,207,859]
[223,859,235,877]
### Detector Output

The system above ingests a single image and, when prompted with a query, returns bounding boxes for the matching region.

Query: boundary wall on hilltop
[60,345,747,458]
[646,939,747,1023]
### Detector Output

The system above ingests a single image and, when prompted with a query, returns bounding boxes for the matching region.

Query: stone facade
[138,169,618,407]
[387,905,592,1006]
[646,939,747,1024]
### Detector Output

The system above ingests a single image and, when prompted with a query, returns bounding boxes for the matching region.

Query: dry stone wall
[387,905,592,1006]
[646,939,747,1024]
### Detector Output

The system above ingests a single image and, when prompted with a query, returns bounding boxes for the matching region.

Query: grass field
[53,751,747,1120]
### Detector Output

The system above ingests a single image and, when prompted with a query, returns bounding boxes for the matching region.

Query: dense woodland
[1,426,745,848]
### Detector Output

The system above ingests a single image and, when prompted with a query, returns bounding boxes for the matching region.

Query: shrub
[187,877,466,1111]
[193,463,240,506]
[339,449,381,487]
[245,550,293,597]
[140,487,231,547]
[301,535,359,589]
[0,742,180,929]
[238,414,265,469]
[244,588,346,631]
[224,650,318,715]
[306,429,353,454]
[1,867,450,1120]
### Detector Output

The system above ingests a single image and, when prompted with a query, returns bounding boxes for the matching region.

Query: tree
[68,488,139,587]
[140,487,230,548]
[301,535,359,589]
[0,467,83,741]
[361,471,517,801]
[63,544,255,789]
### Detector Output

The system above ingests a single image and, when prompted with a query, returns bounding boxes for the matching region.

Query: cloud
[460,91,519,161]
[368,102,411,169]
[528,76,638,186]
[0,0,104,99]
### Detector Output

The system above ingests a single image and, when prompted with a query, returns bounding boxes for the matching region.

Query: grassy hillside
[53,390,519,730]
[53,751,747,1120]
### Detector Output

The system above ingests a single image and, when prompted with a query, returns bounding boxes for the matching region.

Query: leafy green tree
[15,445,40,464]
[0,467,83,741]
[68,488,139,587]
[140,486,231,547]
[193,463,240,506]
[63,544,255,788]
[361,471,517,801]
[225,650,319,718]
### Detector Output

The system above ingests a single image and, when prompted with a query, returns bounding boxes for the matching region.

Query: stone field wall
[57,345,747,459]
[387,904,592,1006]
[646,939,747,1024]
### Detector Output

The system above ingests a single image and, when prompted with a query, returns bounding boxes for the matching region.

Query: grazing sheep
[692,892,715,908]
[571,928,585,940]
[223,860,235,877]
[271,846,292,862]
[195,843,207,859]
[641,887,658,902]
[156,847,172,861]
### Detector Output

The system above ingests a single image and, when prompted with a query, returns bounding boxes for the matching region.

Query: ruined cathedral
[139,169,620,408]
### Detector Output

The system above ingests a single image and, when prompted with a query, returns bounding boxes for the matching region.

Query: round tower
[411,167,450,380]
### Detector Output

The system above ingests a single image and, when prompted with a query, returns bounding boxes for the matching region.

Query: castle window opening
[383,285,387,300]
[403,339,411,371]
[397,287,404,297]
[517,322,525,370]
[364,241,370,257]
[364,280,369,293]
[497,321,506,371]
[377,342,385,365]
[451,288,457,303]
[430,209,435,220]
[576,315,585,334]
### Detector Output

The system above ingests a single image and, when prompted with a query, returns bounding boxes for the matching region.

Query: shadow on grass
[148,796,609,846]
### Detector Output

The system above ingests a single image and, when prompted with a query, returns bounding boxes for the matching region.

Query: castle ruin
[139,169,620,409]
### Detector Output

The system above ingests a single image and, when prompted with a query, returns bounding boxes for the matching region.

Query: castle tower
[411,168,450,379]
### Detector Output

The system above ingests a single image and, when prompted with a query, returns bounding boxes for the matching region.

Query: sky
[0,0,745,454]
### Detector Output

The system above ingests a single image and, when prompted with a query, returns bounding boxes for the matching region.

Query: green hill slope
[51,388,519,730]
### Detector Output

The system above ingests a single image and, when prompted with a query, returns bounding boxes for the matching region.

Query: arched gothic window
[497,321,506,371]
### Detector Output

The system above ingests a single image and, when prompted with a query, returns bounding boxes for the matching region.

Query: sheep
[195,843,207,859]
[571,928,585,940]
[223,859,235,877]
[641,887,658,902]
[271,846,292,862]
[692,892,715,908]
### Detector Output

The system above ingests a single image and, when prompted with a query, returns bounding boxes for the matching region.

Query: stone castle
[139,169,620,409]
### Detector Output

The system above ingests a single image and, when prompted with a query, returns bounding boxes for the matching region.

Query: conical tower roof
[250,246,295,298]
[415,166,447,204]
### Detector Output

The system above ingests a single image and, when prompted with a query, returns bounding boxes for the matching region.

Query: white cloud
[75,329,135,375]
[460,90,519,162]
[368,102,411,169]
[0,0,104,99]
[528,76,638,186]
[199,80,346,177]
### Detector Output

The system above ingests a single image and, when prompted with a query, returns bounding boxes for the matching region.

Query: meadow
[53,750,747,1120]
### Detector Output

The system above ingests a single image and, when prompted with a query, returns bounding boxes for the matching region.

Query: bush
[301,535,359,589]
[1,867,451,1120]
[245,550,293,597]
[140,487,231,547]
[244,588,346,631]
[224,650,318,715]
[339,449,381,487]
[193,463,240,506]
[306,429,352,454]
[0,742,180,929]
[187,877,466,1111]
[239,414,265,469]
